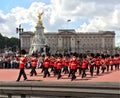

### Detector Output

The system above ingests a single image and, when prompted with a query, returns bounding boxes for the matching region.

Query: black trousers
[78,68,82,75]
[43,68,50,78]
[101,66,106,73]
[53,67,57,76]
[90,65,94,76]
[57,69,62,79]
[115,64,119,70]
[63,66,69,74]
[82,68,86,78]
[96,66,100,75]
[107,65,109,71]
[17,68,27,81]
[68,69,72,77]
[111,65,113,71]
[30,66,37,76]
[71,69,76,80]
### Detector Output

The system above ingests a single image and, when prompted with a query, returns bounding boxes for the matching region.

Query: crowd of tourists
[0,52,119,81]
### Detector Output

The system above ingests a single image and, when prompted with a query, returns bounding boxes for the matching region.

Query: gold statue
[37,12,44,25]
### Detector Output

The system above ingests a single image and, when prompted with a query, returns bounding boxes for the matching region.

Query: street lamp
[16,24,24,55]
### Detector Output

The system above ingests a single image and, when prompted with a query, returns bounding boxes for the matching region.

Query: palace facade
[20,29,115,54]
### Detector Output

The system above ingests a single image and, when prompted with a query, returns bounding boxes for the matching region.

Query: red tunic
[119,57,120,64]
[54,61,57,68]
[70,60,77,70]
[19,57,27,69]
[105,59,109,66]
[56,61,62,69]
[114,58,119,65]
[62,60,69,67]
[43,59,50,68]
[95,60,101,66]
[81,62,87,69]
[50,60,54,67]
[31,58,38,67]
[77,61,82,68]
[109,59,114,65]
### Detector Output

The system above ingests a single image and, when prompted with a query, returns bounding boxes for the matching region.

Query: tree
[0,33,19,53]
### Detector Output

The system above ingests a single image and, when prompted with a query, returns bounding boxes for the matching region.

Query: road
[0,68,119,82]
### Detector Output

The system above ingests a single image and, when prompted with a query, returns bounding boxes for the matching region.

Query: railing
[0,82,119,98]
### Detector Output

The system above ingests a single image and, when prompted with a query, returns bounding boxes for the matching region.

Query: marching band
[15,53,120,81]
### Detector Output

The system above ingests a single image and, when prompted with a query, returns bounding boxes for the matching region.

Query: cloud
[0,16,6,23]
[0,0,120,46]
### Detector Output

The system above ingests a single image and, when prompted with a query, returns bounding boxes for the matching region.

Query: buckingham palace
[20,29,115,54]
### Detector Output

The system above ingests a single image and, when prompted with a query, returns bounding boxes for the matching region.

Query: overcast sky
[0,0,120,46]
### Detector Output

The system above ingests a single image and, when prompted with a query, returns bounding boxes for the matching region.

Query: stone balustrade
[0,82,119,98]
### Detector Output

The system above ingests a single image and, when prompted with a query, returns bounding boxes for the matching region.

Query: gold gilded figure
[37,12,44,25]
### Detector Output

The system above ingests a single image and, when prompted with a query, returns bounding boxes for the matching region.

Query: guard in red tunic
[81,58,87,78]
[62,56,69,74]
[95,58,101,75]
[49,56,55,72]
[30,56,38,76]
[56,57,62,79]
[43,56,50,78]
[118,57,120,69]
[77,58,82,75]
[101,58,106,73]
[16,54,27,82]
[114,57,119,70]
[105,58,110,72]
[89,58,95,76]
[69,56,77,80]
[109,56,114,71]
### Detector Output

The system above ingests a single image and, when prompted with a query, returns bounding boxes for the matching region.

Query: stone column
[71,36,75,52]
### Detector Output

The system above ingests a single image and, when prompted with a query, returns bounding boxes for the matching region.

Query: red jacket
[70,60,77,70]
[114,58,119,65]
[31,58,38,67]
[56,61,62,69]
[43,59,50,68]
[62,60,69,67]
[95,60,101,66]
[81,61,87,69]
[50,60,54,67]
[77,61,82,68]
[19,57,27,69]
[109,59,114,65]
[54,61,57,68]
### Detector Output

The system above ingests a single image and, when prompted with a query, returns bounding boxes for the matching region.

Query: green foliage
[0,33,19,52]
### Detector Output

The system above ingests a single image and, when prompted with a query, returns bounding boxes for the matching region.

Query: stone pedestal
[29,24,47,55]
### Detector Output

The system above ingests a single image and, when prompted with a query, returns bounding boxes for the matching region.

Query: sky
[0,0,120,47]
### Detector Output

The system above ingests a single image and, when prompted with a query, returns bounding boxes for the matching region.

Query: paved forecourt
[0,68,119,82]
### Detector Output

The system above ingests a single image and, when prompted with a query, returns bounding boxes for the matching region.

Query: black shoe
[16,80,19,82]
[43,76,46,78]
[71,78,73,81]
[48,74,50,77]
[71,77,76,81]
[57,75,61,79]
[24,78,27,80]
[91,74,93,76]
[68,74,70,77]
[82,75,84,78]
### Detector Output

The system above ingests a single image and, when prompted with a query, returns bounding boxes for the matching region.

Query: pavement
[0,68,120,82]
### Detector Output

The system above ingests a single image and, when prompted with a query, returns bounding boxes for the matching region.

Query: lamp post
[16,24,24,55]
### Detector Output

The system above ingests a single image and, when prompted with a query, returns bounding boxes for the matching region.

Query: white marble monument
[29,12,47,55]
